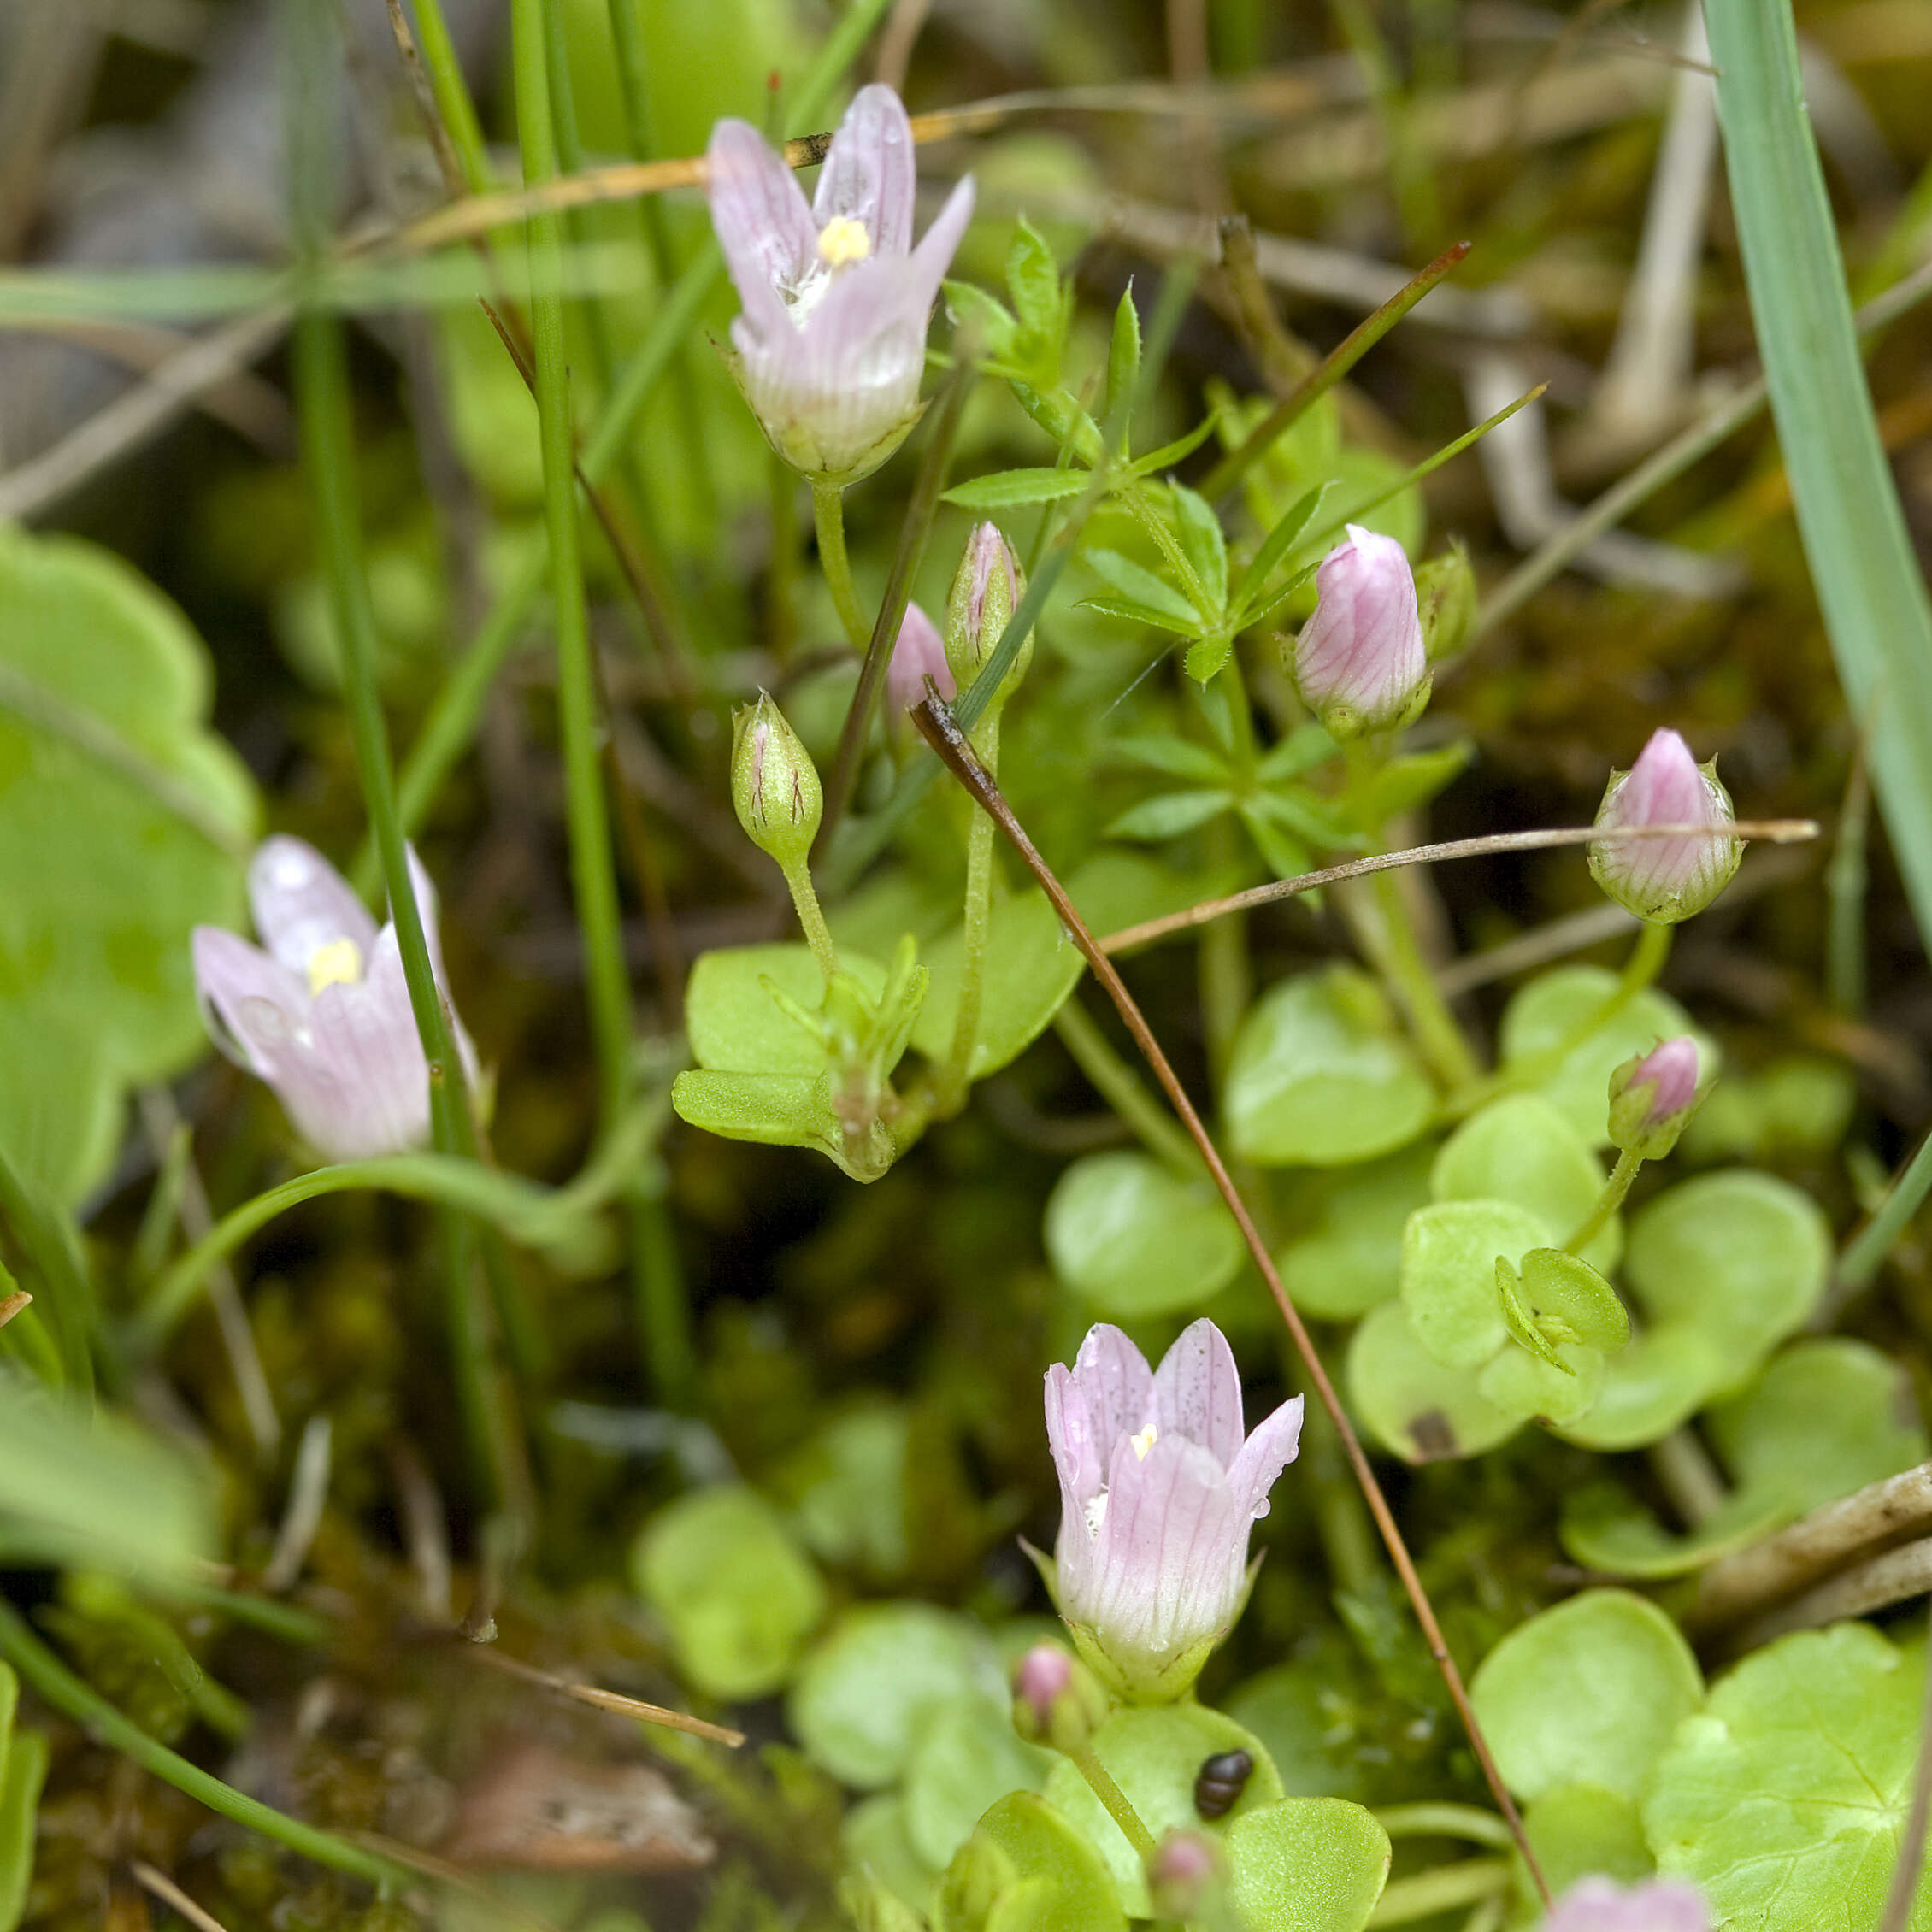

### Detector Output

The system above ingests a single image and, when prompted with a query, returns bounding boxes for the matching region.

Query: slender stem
[1648,1425,1729,1529]
[939,716,1000,1104]
[1373,1805,1514,1850]
[812,480,871,649]
[1099,818,1817,953]
[1827,749,1871,1016]
[911,698,1549,1904]
[1367,1859,1511,1928]
[406,0,492,191]
[1051,999,1203,1176]
[0,1600,407,1888]
[629,1188,696,1407]
[1564,1147,1641,1256]
[780,859,840,982]
[1366,863,1481,1088]
[1070,1745,1157,1862]
[1839,1122,1932,1291]
[1301,1386,1381,1599]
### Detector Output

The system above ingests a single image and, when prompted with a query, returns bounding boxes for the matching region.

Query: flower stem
[1051,998,1203,1177]
[1070,1744,1157,1862]
[1367,1858,1512,1927]
[1564,1147,1642,1256]
[780,858,840,982]
[0,1599,409,1889]
[939,716,1000,1104]
[1373,1804,1515,1850]
[812,479,872,649]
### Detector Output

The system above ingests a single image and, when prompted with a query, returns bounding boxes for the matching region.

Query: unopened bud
[1147,1831,1226,1921]
[1289,524,1430,738]
[944,522,1028,704]
[1414,539,1476,662]
[731,693,822,869]
[1010,1641,1109,1755]
[1609,1036,1703,1158]
[886,601,955,713]
[1587,728,1741,923]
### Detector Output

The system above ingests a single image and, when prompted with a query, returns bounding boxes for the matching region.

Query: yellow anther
[1130,1423,1159,1462]
[306,937,363,996]
[816,216,873,268]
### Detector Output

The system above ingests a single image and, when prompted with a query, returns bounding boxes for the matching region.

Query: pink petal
[247,836,377,975]
[192,927,308,1076]
[1543,1878,1709,1932]
[1227,1394,1305,1521]
[886,603,952,711]
[812,85,917,257]
[1593,729,1734,911]
[1045,1364,1103,1517]
[298,927,434,1159]
[1152,1319,1245,1470]
[707,117,816,333]
[1069,1324,1157,1451]
[1080,1434,1247,1658]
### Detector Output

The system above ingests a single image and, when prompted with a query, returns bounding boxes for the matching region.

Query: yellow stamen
[306,937,363,996]
[816,216,872,268]
[1130,1423,1158,1462]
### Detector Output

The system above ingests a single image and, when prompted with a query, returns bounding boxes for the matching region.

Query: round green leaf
[912,890,1085,1081]
[0,527,258,1202]
[1226,1797,1391,1932]
[1044,1152,1243,1317]
[1497,967,1715,1148]
[1400,1199,1550,1369]
[1517,1248,1630,1352]
[1710,1337,1929,1511]
[1225,968,1436,1168]
[1623,1170,1830,1386]
[1469,1589,1703,1801]
[1042,1705,1283,1916]
[1477,1340,1605,1427]
[903,1693,1052,1872]
[686,944,887,1075]
[1511,1782,1652,1928]
[1346,1300,1520,1464]
[1275,1143,1436,1320]
[1223,1662,1372,1803]
[1433,1096,1622,1273]
[845,1794,940,1916]
[967,1791,1127,1932]
[1555,1328,1727,1452]
[789,1605,1006,1789]
[630,1484,827,1701]
[1558,1480,1788,1580]
[1644,1625,1932,1932]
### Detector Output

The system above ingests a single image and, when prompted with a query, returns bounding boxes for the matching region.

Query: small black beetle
[1193,1748,1253,1819]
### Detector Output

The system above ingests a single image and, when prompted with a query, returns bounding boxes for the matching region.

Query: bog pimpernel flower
[1043,1319,1304,1701]
[1290,523,1430,737]
[193,837,475,1163]
[1608,1034,1703,1157]
[1540,1877,1709,1932]
[1587,727,1741,923]
[706,85,975,485]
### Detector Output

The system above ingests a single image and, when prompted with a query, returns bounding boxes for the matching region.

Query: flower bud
[944,522,1028,705]
[1587,728,1741,923]
[886,601,954,713]
[1608,1036,1703,1159]
[1289,525,1431,737]
[1414,539,1476,662]
[731,693,822,869]
[1010,1641,1110,1754]
[1147,1831,1226,1922]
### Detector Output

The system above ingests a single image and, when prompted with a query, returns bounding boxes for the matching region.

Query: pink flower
[1541,1877,1708,1932]
[1608,1035,1703,1157]
[1629,1037,1699,1124]
[886,602,953,712]
[1044,1320,1304,1699]
[706,85,974,485]
[1587,728,1741,923]
[1291,524,1429,736]
[192,837,474,1162]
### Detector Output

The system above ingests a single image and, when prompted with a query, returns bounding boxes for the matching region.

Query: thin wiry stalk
[912,694,1549,1904]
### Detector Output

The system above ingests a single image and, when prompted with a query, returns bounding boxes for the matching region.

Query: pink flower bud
[1012,1644,1073,1730]
[1147,1831,1224,1920]
[1587,728,1741,923]
[944,522,1027,701]
[1289,524,1430,737]
[1010,1641,1109,1752]
[1608,1035,1703,1157]
[1541,1877,1709,1932]
[885,602,953,712]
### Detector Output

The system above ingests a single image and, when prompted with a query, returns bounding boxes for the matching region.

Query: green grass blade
[1705,0,1932,951]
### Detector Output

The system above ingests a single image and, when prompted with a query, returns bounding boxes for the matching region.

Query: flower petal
[1045,1363,1103,1513]
[192,926,307,1075]
[886,602,951,711]
[1069,1324,1157,1452]
[297,926,434,1159]
[1080,1433,1246,1660]
[1544,1878,1709,1932]
[248,836,377,976]
[1227,1394,1305,1521]
[905,175,976,307]
[1152,1319,1246,1469]
[707,117,816,331]
[812,84,917,257]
